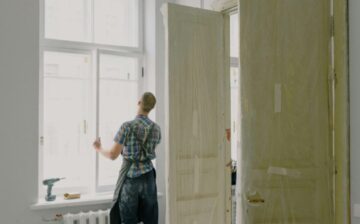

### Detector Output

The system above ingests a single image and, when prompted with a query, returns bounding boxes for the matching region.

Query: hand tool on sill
[42,177,65,202]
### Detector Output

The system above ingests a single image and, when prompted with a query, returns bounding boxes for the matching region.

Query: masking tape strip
[274,84,282,113]
[267,166,301,178]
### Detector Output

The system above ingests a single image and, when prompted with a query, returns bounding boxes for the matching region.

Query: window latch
[40,136,44,146]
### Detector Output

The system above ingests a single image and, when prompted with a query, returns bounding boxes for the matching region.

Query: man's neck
[137,112,148,117]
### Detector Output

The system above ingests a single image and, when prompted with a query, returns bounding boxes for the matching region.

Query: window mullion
[41,39,143,54]
[90,0,95,43]
[94,49,101,193]
[139,0,144,52]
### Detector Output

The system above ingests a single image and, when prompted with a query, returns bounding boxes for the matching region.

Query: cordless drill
[43,178,65,202]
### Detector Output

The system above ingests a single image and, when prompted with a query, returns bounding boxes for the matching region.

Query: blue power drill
[43,178,65,202]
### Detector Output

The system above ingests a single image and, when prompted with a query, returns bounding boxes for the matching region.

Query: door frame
[214,0,350,223]
[333,1,350,224]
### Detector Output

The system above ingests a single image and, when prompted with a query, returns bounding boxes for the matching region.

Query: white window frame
[40,0,144,52]
[38,0,145,198]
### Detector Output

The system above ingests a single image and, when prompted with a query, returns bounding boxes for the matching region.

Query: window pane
[43,51,91,191]
[94,0,139,47]
[230,14,239,58]
[44,51,90,78]
[45,0,91,42]
[98,54,139,187]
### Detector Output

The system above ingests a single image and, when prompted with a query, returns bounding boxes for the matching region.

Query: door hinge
[141,67,144,78]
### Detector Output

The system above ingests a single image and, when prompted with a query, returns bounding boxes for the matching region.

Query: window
[39,0,144,197]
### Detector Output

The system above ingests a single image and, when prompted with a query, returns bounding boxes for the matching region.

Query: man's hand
[93,137,123,160]
[93,137,102,152]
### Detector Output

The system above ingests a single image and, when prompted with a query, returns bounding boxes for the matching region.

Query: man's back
[114,115,161,178]
[94,92,160,224]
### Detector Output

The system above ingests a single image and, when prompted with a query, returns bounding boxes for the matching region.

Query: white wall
[350,0,360,223]
[0,0,42,223]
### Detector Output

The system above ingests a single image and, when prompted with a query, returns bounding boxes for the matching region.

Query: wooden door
[239,0,333,223]
[163,3,231,224]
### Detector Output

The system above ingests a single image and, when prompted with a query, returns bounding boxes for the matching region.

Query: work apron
[110,160,157,224]
[110,123,156,223]
[110,159,132,224]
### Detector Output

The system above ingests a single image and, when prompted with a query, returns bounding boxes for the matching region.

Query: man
[93,92,161,224]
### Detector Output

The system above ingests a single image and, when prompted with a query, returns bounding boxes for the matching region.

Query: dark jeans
[119,169,158,224]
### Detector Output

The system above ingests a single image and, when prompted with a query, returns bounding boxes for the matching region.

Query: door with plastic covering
[239,0,333,223]
[162,3,231,224]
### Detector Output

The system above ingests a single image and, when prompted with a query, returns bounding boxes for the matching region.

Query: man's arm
[93,137,123,160]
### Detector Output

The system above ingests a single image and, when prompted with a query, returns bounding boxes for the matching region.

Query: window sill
[31,192,164,211]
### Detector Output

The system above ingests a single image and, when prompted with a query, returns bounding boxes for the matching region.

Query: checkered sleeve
[114,123,129,145]
[157,127,161,144]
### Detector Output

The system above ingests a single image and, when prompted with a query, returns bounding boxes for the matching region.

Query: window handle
[40,136,44,146]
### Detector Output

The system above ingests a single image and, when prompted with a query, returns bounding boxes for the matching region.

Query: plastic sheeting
[239,0,334,223]
[162,3,232,224]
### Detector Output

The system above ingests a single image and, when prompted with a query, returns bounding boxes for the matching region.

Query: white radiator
[63,209,110,224]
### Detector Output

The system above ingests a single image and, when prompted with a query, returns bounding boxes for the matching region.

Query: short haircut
[141,92,156,112]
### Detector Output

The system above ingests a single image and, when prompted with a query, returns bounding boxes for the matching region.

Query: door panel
[239,0,333,223]
[163,3,231,224]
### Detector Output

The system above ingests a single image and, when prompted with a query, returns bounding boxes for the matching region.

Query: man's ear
[138,101,141,105]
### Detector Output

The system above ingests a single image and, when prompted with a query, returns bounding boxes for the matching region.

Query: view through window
[40,0,143,196]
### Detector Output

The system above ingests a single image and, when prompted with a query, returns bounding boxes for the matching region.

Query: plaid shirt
[114,115,161,178]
